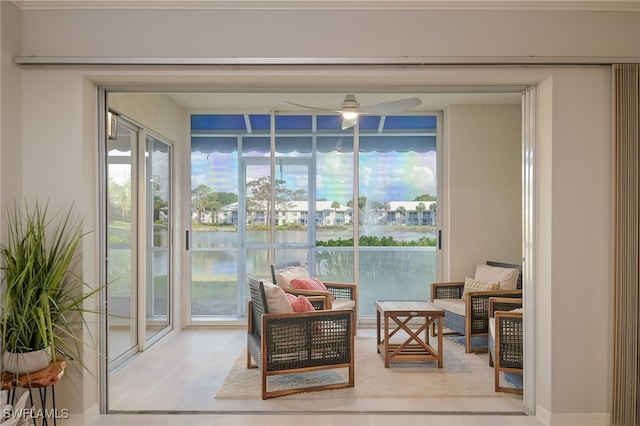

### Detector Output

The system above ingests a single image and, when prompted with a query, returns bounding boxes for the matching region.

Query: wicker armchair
[270,261,358,335]
[246,274,355,399]
[488,297,523,394]
[430,260,522,353]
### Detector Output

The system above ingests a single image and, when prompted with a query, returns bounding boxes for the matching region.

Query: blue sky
[191,149,437,205]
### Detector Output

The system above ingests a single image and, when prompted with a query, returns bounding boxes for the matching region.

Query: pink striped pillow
[290,277,329,293]
[285,293,315,312]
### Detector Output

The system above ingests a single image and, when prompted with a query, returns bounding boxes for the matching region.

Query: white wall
[19,9,640,60]
[547,67,611,419]
[4,4,636,424]
[108,93,188,145]
[0,1,23,207]
[446,104,522,279]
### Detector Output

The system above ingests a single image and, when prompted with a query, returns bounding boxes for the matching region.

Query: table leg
[437,316,443,368]
[376,309,381,354]
[384,314,390,368]
[424,316,429,345]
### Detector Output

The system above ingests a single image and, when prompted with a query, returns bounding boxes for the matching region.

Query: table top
[0,359,66,389]
[375,300,444,315]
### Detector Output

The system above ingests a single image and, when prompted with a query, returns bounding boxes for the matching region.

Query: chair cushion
[290,277,330,293]
[432,298,466,316]
[489,317,496,340]
[285,293,315,312]
[262,281,294,314]
[462,276,499,301]
[275,266,310,289]
[331,299,356,310]
[474,264,520,290]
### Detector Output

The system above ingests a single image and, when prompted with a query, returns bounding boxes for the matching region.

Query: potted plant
[0,200,102,376]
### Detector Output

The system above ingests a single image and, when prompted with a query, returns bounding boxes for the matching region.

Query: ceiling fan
[285,94,423,130]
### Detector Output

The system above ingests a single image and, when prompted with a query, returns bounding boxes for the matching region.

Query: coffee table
[375,300,444,368]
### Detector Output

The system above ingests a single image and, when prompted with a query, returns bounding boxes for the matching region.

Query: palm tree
[416,202,426,226]
[429,202,437,226]
[331,201,340,225]
[396,206,406,225]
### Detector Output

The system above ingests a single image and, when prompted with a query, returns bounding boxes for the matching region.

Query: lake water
[189,228,437,316]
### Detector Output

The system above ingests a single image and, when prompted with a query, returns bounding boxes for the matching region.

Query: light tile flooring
[84,327,543,426]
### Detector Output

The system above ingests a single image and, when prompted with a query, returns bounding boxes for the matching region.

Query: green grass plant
[0,200,103,370]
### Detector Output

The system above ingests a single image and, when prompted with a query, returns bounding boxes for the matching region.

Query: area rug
[215,335,518,399]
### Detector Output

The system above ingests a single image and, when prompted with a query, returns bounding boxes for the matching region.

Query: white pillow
[262,281,293,314]
[474,264,520,290]
[275,266,310,289]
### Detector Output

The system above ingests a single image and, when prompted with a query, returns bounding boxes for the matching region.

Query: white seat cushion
[474,264,520,290]
[331,299,356,310]
[432,298,465,316]
[489,317,496,340]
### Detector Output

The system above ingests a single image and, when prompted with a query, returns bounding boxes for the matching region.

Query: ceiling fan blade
[356,97,422,115]
[284,100,337,113]
[341,116,358,130]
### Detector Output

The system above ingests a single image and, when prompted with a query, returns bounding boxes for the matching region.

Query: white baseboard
[536,406,610,426]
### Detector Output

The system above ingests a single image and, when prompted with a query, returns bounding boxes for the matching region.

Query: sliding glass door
[106,115,174,370]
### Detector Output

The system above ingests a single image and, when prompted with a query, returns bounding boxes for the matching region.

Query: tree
[109,178,131,221]
[347,196,368,226]
[370,201,384,224]
[414,194,436,201]
[331,201,341,225]
[217,192,238,206]
[192,184,213,223]
[416,202,426,226]
[205,193,222,224]
[246,177,297,225]
[150,176,172,222]
[291,189,307,201]
[383,202,391,224]
[396,206,406,225]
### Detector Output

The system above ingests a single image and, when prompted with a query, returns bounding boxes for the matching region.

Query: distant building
[216,200,436,226]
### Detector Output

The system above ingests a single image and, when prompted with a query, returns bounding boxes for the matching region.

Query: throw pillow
[462,276,499,301]
[474,264,520,290]
[285,293,315,312]
[275,266,310,289]
[290,277,330,293]
[262,281,294,314]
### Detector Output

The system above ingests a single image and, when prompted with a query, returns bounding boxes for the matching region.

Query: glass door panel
[356,115,438,316]
[106,120,138,369]
[244,161,272,282]
[315,131,355,282]
[145,135,172,342]
[274,160,311,245]
[189,131,240,320]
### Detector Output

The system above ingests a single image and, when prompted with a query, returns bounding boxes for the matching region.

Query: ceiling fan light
[342,111,358,120]
[341,116,358,130]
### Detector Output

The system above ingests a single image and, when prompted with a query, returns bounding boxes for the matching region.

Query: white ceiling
[164,92,522,113]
